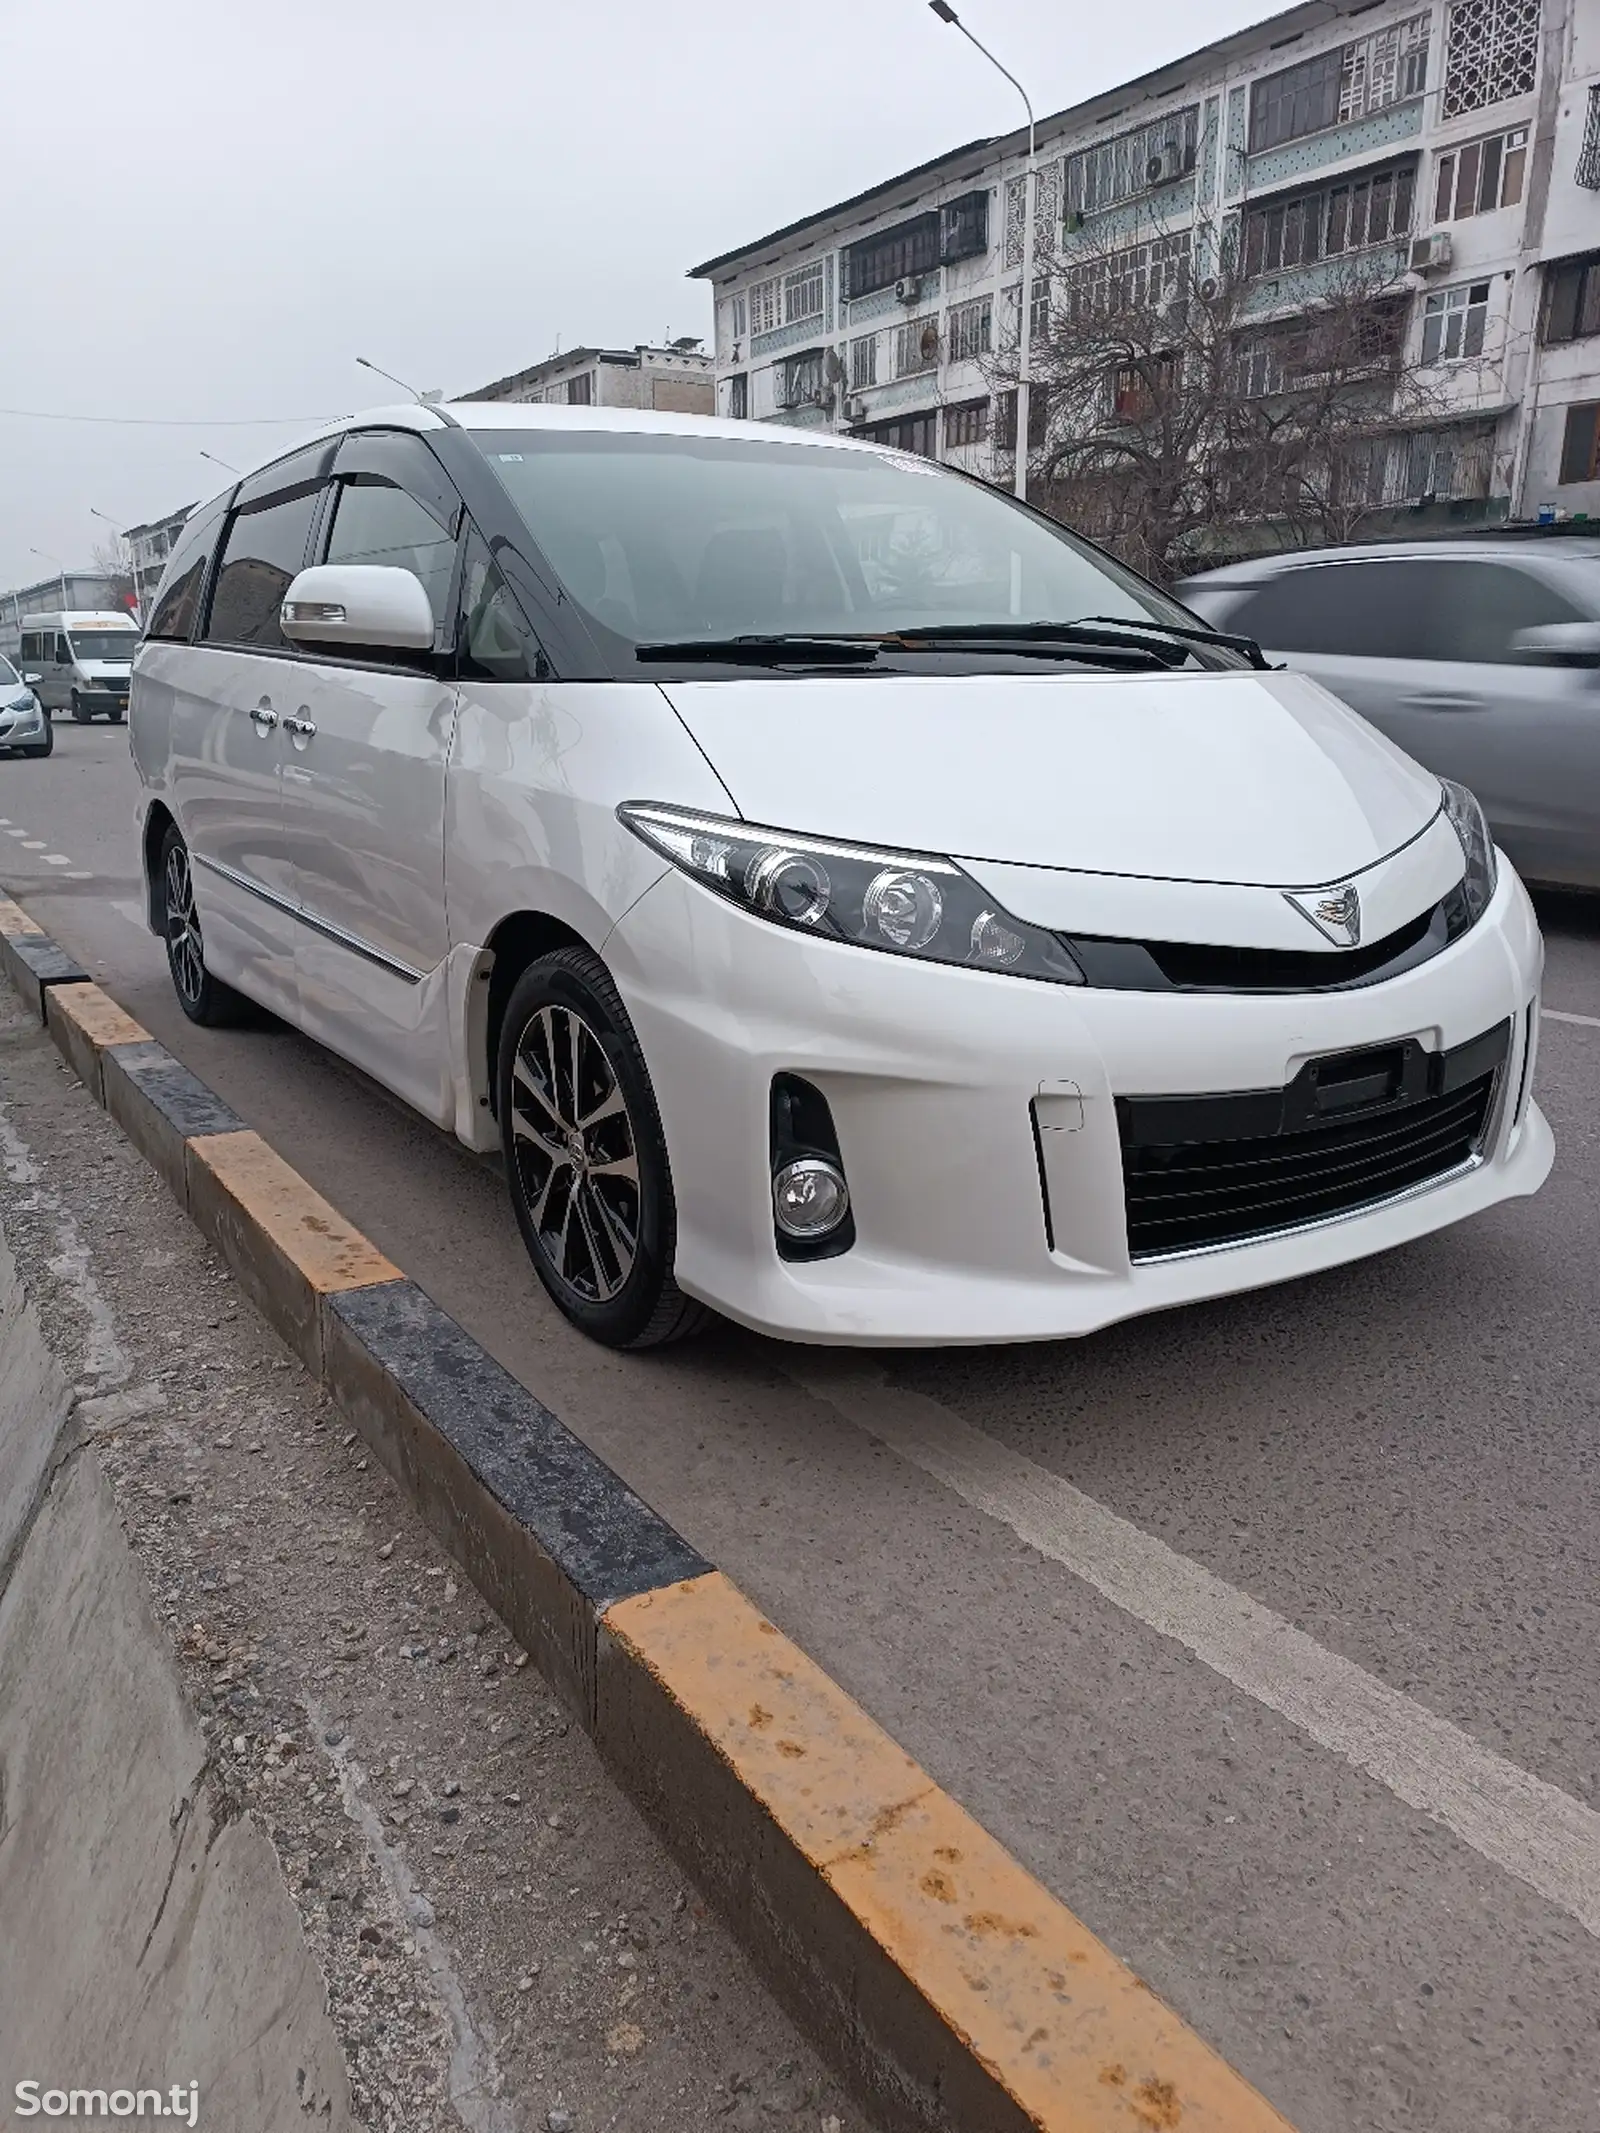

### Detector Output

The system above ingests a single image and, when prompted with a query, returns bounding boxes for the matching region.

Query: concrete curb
[0,894,1297,2133]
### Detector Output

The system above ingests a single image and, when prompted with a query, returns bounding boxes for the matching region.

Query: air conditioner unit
[1409,232,1452,273]
[1198,275,1221,302]
[895,275,923,303]
[846,397,867,422]
[1146,150,1173,187]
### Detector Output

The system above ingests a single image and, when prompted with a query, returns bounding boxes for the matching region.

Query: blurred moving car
[0,655,52,758]
[1178,539,1600,891]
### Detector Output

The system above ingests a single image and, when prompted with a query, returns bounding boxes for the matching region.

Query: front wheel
[497,949,708,1350]
[159,826,253,1027]
[20,723,53,758]
[70,691,90,724]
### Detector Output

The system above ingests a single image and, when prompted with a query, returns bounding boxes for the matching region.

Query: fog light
[772,1157,849,1240]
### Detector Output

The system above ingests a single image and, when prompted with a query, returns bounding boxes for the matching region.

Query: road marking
[791,1356,1600,1940]
[64,872,91,881]
[6,829,29,839]
[1543,1007,1600,1030]
[44,855,70,867]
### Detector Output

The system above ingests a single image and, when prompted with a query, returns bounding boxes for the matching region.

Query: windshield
[477,430,1224,668]
[0,657,18,687]
[67,631,138,663]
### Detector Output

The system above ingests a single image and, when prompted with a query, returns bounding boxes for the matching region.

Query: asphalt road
[5,716,1599,2133]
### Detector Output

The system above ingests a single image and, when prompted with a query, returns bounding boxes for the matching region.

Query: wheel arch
[478,909,599,1121]
[141,800,178,933]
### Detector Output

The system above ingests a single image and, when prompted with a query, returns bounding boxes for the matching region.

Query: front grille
[1119,1020,1508,1260]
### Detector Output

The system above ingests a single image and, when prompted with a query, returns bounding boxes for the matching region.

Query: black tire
[497,948,708,1350]
[70,691,90,724]
[108,704,125,724]
[20,724,53,758]
[158,825,254,1027]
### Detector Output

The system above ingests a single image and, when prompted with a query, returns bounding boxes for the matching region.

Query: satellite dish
[825,348,845,384]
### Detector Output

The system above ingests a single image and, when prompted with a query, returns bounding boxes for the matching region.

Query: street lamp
[356,356,442,405]
[29,548,68,611]
[928,0,1036,500]
[199,448,240,476]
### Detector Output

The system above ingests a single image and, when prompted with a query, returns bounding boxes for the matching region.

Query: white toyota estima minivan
[130,402,1552,1350]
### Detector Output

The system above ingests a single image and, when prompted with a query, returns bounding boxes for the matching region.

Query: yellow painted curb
[44,982,153,1103]
[0,898,45,939]
[607,1574,1294,2133]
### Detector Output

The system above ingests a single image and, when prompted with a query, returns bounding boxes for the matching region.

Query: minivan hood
[660,669,1442,887]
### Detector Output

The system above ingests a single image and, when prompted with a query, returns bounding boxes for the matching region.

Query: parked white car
[129,404,1551,1349]
[0,656,51,757]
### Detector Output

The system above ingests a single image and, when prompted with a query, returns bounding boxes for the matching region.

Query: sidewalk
[0,979,857,2133]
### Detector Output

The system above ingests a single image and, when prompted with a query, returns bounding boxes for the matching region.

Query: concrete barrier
[0,1219,356,2129]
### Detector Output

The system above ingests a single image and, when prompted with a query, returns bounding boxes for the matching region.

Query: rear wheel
[108,704,125,724]
[159,826,253,1027]
[497,949,708,1350]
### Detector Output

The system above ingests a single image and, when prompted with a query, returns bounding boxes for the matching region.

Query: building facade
[691,0,1600,530]
[123,505,194,623]
[463,340,714,415]
[1,570,127,663]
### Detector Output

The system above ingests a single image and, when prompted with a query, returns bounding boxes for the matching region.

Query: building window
[946,297,992,363]
[750,278,781,337]
[1029,277,1052,345]
[849,334,878,389]
[775,348,825,410]
[1249,16,1428,154]
[565,373,593,405]
[1578,85,1600,190]
[944,399,988,450]
[731,294,748,339]
[1242,160,1416,275]
[784,262,826,326]
[1065,232,1190,320]
[1433,127,1528,218]
[726,372,749,420]
[1422,280,1491,362]
[1541,252,1600,343]
[1442,0,1540,120]
[894,316,941,377]
[1559,403,1600,483]
[1394,425,1494,501]
[1066,107,1200,215]
[938,190,989,266]
[853,410,938,458]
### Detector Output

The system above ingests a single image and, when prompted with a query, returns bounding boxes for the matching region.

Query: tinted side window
[456,528,538,682]
[1416,559,1584,662]
[205,484,323,650]
[1230,563,1417,657]
[146,498,226,642]
[322,480,457,639]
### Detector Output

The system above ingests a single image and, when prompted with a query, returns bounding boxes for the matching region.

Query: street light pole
[30,548,68,612]
[929,0,1036,500]
[90,507,140,622]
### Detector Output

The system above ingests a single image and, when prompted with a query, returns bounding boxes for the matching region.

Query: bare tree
[981,214,1466,584]
[90,538,140,618]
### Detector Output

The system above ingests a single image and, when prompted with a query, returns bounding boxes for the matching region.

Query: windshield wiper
[1073,615,1274,670]
[636,627,1174,673]
[635,634,883,666]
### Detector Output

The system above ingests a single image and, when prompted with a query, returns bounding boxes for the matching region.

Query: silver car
[1178,538,1600,891]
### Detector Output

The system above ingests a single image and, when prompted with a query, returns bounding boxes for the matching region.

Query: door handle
[1398,692,1485,713]
[282,715,317,738]
[249,701,278,732]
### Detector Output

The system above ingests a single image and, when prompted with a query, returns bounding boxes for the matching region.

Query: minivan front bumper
[605,858,1550,1345]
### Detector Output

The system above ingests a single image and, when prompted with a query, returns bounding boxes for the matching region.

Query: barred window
[1065,233,1191,320]
[1578,84,1600,190]
[1065,108,1200,215]
[944,399,988,450]
[1242,160,1415,275]
[849,333,878,389]
[749,278,781,337]
[1250,15,1427,152]
[946,297,992,363]
[895,316,941,377]
[1434,127,1527,218]
[1441,0,1541,120]
[784,263,825,327]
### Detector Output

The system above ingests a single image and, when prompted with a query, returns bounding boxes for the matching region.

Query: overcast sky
[2,0,1276,595]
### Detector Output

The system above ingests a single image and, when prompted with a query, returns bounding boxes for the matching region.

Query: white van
[18,610,139,721]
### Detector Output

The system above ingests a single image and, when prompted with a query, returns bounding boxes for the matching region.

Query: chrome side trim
[193,853,425,986]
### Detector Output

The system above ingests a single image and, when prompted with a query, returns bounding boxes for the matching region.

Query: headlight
[619,803,1085,985]
[1439,779,1497,924]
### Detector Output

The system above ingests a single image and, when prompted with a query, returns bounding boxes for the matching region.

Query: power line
[0,404,347,428]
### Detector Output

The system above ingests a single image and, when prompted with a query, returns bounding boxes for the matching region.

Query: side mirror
[280,564,435,651]
[1507,621,1600,667]
[21,672,41,686]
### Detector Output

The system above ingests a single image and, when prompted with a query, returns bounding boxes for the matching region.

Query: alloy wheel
[164,844,205,1005]
[509,1004,641,1303]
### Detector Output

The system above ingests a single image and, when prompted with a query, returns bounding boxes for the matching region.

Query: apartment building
[462,339,714,415]
[690,0,1600,528]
